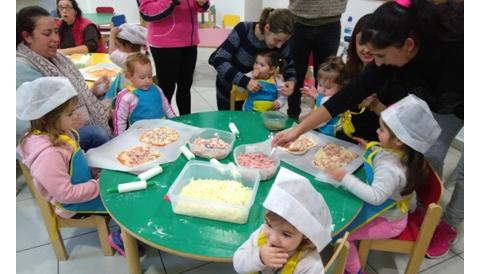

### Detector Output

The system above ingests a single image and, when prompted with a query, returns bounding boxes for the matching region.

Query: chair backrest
[324,232,350,274]
[230,87,248,110]
[96,6,115,14]
[416,164,443,208]
[223,14,240,29]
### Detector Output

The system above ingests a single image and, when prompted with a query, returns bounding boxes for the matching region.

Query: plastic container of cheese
[167,160,260,224]
[187,128,235,160]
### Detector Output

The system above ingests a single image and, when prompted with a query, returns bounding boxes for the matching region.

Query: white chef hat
[118,24,147,46]
[381,94,441,154]
[263,167,332,252]
[16,77,77,121]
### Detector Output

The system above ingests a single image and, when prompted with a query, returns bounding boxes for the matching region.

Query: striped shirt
[209,22,296,103]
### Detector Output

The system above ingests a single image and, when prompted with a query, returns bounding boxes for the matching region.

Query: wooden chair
[19,162,113,261]
[222,14,240,29]
[358,164,444,274]
[324,232,350,274]
[230,86,248,110]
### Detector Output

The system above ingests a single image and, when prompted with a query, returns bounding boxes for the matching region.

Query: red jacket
[57,17,106,53]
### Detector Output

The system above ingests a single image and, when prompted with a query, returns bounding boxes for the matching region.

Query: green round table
[99,111,364,274]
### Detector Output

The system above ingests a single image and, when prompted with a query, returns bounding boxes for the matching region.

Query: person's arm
[277,42,296,96]
[138,0,180,22]
[31,148,100,204]
[108,27,121,54]
[113,90,135,136]
[210,23,252,89]
[233,227,266,273]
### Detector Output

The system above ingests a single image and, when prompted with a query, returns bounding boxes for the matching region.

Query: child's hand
[324,166,347,182]
[92,76,110,97]
[300,85,318,99]
[110,27,121,37]
[252,69,260,79]
[271,101,281,110]
[279,81,294,96]
[351,136,369,149]
[247,79,262,93]
[260,244,289,268]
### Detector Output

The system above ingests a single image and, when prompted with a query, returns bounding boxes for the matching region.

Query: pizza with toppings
[139,127,180,146]
[279,135,317,155]
[117,145,161,167]
[313,143,358,170]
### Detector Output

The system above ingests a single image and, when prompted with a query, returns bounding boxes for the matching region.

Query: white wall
[17,0,56,12]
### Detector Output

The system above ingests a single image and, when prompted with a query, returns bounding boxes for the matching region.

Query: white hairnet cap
[263,167,332,252]
[381,94,441,154]
[16,77,77,121]
[118,24,147,46]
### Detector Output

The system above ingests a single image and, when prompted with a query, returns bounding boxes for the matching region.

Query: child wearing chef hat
[325,94,441,274]
[233,167,333,273]
[17,77,107,219]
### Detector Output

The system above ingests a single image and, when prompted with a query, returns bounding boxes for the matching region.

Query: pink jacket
[17,134,100,218]
[138,0,210,48]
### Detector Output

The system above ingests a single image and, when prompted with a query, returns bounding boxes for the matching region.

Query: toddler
[233,167,332,273]
[113,53,176,136]
[17,77,106,218]
[325,94,441,274]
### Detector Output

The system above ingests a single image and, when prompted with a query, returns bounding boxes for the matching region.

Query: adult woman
[273,0,463,259]
[138,0,210,115]
[56,0,106,55]
[209,8,297,110]
[17,6,111,150]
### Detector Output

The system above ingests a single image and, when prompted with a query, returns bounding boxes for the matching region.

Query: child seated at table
[233,167,332,273]
[300,56,348,137]
[235,51,287,112]
[325,95,441,274]
[112,53,176,136]
[17,77,106,218]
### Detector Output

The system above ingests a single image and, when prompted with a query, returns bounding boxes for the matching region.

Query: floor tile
[17,199,56,251]
[16,182,33,202]
[367,249,457,274]
[451,222,464,254]
[16,243,58,274]
[458,252,463,259]
[180,262,235,274]
[159,252,209,274]
[192,87,217,109]
[420,255,463,273]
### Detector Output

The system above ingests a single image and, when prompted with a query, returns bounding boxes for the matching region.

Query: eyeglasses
[58,6,73,11]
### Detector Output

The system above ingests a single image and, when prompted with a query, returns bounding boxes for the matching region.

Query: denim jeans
[78,124,111,152]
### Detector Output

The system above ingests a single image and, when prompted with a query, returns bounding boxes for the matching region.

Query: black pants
[150,46,198,115]
[287,21,341,119]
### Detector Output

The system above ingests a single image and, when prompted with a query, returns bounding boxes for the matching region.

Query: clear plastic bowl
[233,143,280,181]
[187,128,235,160]
[167,160,260,224]
[261,111,288,131]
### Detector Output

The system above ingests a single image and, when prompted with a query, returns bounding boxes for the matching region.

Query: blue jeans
[78,125,110,151]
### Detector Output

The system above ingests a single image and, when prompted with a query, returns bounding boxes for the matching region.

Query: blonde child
[113,53,176,136]
[325,94,441,274]
[233,167,332,273]
[237,51,287,112]
[300,56,347,137]
[17,77,106,218]
[105,23,149,104]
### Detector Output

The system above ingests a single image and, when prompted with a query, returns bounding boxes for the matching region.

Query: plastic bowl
[233,143,280,181]
[187,128,235,160]
[167,160,260,224]
[261,111,288,131]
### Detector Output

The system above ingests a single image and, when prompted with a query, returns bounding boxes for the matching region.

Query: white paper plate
[79,63,121,81]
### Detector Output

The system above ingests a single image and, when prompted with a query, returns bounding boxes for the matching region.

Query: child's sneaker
[426,221,458,259]
[108,230,125,256]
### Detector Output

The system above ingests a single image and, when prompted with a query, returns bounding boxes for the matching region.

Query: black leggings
[150,46,198,115]
[287,21,341,119]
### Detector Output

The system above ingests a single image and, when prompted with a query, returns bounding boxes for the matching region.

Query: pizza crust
[139,127,180,146]
[117,145,161,167]
[312,143,358,170]
[278,135,317,155]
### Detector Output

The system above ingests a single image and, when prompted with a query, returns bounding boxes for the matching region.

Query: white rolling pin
[107,180,155,193]
[137,166,163,181]
[228,122,240,137]
[180,145,195,160]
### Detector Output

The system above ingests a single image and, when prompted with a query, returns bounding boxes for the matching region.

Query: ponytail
[361,0,463,49]
[258,7,295,35]
[400,145,429,196]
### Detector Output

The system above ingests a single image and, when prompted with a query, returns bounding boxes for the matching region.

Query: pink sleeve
[138,0,175,16]
[30,149,99,204]
[113,90,137,136]
[158,86,177,118]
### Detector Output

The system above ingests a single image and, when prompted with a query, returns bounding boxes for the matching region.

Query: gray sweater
[289,0,348,26]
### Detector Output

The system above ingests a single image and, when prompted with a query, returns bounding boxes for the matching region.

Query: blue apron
[334,142,410,239]
[58,130,106,213]
[315,94,342,136]
[128,85,165,126]
[243,77,278,112]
